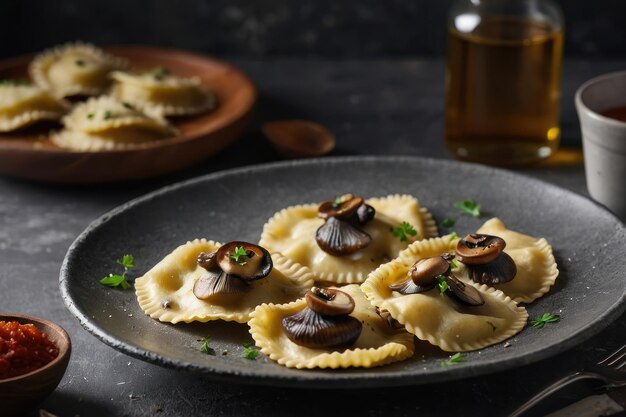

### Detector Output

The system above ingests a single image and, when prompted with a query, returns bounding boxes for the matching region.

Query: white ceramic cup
[575,71,626,221]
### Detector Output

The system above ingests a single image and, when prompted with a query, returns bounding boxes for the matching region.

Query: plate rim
[59,155,626,387]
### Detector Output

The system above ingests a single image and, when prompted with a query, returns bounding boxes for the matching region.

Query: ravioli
[135,239,315,324]
[362,236,528,352]
[464,218,559,303]
[110,70,216,116]
[52,96,177,151]
[30,42,128,98]
[249,284,415,369]
[0,83,69,132]
[259,194,438,284]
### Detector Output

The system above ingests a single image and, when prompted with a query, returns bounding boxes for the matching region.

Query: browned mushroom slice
[443,276,485,306]
[317,194,364,220]
[216,241,273,280]
[456,234,506,265]
[356,203,376,225]
[306,287,355,316]
[469,252,517,285]
[376,307,404,330]
[389,256,451,294]
[193,270,250,300]
[197,251,219,271]
[315,217,371,256]
[282,287,362,349]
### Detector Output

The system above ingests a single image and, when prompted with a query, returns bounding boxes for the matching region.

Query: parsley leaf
[99,254,135,289]
[441,218,456,227]
[449,232,459,241]
[103,110,112,120]
[0,79,29,86]
[86,112,94,119]
[454,200,481,217]
[100,274,130,290]
[392,221,417,242]
[242,343,259,360]
[450,258,460,270]
[198,337,216,355]
[436,275,449,295]
[117,254,135,269]
[441,352,464,366]
[530,313,560,329]
[75,59,86,67]
[122,101,134,110]
[150,67,170,80]
[332,195,342,208]
[230,246,249,265]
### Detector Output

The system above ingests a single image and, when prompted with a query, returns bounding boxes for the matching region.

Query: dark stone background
[1,0,625,59]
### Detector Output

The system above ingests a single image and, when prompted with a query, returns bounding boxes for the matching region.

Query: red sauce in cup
[0,320,59,379]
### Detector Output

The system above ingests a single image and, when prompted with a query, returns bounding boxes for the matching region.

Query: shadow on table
[31,391,116,417]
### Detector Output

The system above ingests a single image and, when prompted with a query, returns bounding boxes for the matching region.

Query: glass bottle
[445,0,564,165]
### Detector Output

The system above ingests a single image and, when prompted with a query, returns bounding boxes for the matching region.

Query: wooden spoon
[262,120,335,158]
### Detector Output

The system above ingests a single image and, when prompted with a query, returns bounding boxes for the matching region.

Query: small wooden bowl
[0,46,256,183]
[0,314,71,417]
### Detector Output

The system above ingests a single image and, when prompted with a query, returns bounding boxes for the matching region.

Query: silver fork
[509,344,626,417]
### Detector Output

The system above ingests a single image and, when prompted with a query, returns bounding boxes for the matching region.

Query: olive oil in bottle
[445,2,564,165]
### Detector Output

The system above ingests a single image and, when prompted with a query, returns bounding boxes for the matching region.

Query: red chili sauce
[0,320,59,379]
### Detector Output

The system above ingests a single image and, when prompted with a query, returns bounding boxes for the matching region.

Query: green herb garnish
[150,67,170,80]
[198,337,216,355]
[332,195,342,208]
[392,221,417,242]
[450,258,460,270]
[103,110,112,120]
[242,343,259,360]
[441,352,464,366]
[86,112,94,119]
[122,101,134,110]
[449,232,459,241]
[436,275,449,295]
[530,313,560,329]
[441,218,456,227]
[99,254,135,289]
[0,79,29,86]
[75,59,86,67]
[454,200,481,217]
[229,246,249,265]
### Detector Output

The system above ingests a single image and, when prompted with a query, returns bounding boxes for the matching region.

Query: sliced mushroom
[376,307,404,330]
[389,256,451,294]
[356,204,376,225]
[469,252,517,285]
[193,270,249,300]
[282,287,362,349]
[456,234,506,265]
[306,287,355,316]
[317,194,364,220]
[315,216,371,256]
[443,275,485,306]
[197,251,219,271]
[215,241,272,280]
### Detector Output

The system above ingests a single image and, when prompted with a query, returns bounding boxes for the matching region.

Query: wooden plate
[0,46,256,183]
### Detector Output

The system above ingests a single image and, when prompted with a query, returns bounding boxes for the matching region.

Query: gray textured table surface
[1,58,625,417]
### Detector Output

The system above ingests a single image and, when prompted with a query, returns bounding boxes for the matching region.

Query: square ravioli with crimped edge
[460,218,559,304]
[248,284,415,369]
[135,239,314,324]
[362,236,528,352]
[259,194,438,284]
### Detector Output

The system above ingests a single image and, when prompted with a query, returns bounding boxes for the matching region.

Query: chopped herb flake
[99,254,135,289]
[530,313,560,329]
[230,246,249,265]
[450,258,460,270]
[332,195,342,208]
[122,101,134,110]
[436,275,449,295]
[75,59,86,66]
[392,221,417,242]
[454,200,481,217]
[103,110,112,120]
[242,343,259,360]
[441,218,456,227]
[87,112,95,119]
[198,337,216,355]
[441,352,464,366]
[0,79,29,86]
[449,232,459,241]
[150,67,170,80]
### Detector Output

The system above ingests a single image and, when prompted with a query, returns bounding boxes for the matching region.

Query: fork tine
[597,344,626,368]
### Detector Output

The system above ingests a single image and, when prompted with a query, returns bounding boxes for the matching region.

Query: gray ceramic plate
[60,156,626,388]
